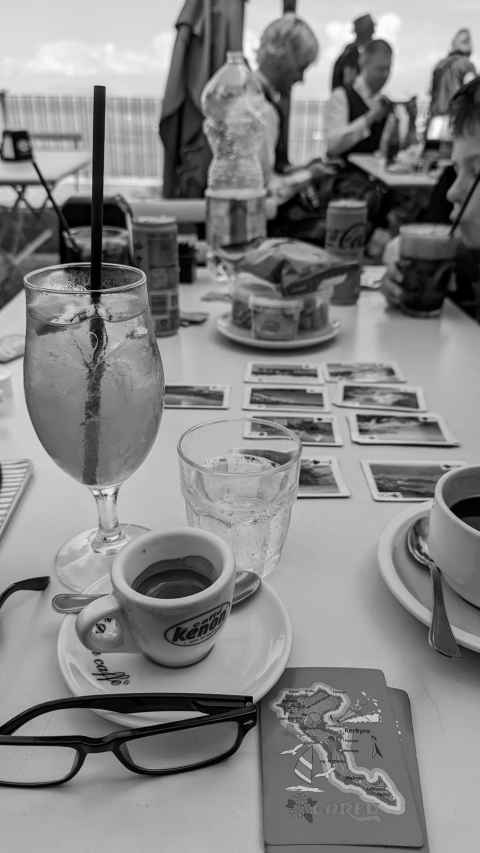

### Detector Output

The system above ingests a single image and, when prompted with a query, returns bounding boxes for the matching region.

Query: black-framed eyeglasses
[0,693,257,787]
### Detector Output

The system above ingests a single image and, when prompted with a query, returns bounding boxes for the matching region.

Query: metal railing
[2,93,428,179]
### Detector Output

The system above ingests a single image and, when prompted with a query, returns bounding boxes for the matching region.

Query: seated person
[324,39,416,160]
[382,76,480,316]
[253,14,338,242]
[323,40,419,237]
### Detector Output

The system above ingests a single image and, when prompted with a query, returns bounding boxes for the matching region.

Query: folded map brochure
[260,668,428,851]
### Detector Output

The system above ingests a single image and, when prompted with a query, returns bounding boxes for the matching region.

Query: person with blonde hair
[252,13,338,243]
[255,13,319,174]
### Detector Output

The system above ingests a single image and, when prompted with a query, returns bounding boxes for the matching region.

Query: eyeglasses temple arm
[0,693,255,733]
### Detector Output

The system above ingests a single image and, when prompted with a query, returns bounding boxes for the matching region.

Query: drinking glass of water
[177,418,301,579]
[24,263,164,591]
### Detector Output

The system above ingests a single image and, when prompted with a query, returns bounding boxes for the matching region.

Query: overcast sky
[1,1,479,100]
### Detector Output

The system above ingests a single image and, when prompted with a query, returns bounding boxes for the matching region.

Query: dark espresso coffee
[132,555,215,599]
[450,496,480,531]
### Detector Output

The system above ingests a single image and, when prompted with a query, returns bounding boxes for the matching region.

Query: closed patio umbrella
[159,0,247,198]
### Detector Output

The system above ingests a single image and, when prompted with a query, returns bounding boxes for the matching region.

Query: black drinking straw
[83,85,107,485]
[449,172,480,238]
[90,85,106,291]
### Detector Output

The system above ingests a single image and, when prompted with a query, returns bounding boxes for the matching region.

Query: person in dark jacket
[330,13,375,91]
[324,40,418,235]
[429,29,476,118]
[325,39,395,159]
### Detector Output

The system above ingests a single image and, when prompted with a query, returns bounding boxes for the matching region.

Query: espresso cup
[75,528,235,667]
[428,465,480,606]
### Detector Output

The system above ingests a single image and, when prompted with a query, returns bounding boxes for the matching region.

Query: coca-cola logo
[165,602,230,646]
[328,223,366,252]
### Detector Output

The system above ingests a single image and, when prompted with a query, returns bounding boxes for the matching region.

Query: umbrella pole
[282,0,297,162]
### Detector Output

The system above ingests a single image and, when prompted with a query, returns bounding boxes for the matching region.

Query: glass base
[55,523,150,591]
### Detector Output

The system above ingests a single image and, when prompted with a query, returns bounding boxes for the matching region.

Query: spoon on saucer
[407,515,461,659]
[51,569,262,615]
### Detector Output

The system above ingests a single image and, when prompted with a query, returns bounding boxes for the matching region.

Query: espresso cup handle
[75,595,139,653]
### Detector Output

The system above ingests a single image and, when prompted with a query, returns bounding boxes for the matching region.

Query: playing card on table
[335,384,426,413]
[164,384,230,409]
[245,362,323,385]
[348,413,459,447]
[260,668,424,849]
[298,457,350,498]
[323,361,405,384]
[243,385,329,412]
[362,460,466,501]
[244,415,343,447]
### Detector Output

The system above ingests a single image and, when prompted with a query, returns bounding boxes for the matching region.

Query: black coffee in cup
[450,496,480,532]
[132,555,215,599]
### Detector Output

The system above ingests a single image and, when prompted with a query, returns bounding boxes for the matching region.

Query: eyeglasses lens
[0,743,77,785]
[122,720,239,771]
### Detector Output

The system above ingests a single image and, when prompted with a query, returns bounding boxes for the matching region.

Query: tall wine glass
[24,263,164,591]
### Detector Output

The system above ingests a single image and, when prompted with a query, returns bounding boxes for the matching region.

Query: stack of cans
[132,216,180,336]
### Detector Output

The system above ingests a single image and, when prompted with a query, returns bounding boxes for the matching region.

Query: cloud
[376,13,402,45]
[0,33,175,81]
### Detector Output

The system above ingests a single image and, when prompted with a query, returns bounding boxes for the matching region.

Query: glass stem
[90,486,124,552]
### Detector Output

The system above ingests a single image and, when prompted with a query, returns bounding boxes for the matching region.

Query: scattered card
[298,456,350,497]
[260,667,424,849]
[164,384,230,409]
[323,361,405,384]
[335,383,426,412]
[244,361,322,385]
[348,412,459,447]
[362,460,466,501]
[244,414,343,446]
[243,385,329,412]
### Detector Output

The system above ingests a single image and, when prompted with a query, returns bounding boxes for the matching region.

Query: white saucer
[216,312,341,350]
[378,502,480,653]
[57,575,292,727]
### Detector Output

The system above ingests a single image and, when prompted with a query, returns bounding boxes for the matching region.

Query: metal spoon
[51,569,261,615]
[407,515,461,658]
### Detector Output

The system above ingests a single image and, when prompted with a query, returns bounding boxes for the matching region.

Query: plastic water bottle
[380,111,401,166]
[201,52,267,282]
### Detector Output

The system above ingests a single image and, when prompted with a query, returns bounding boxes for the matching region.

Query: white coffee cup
[75,528,235,667]
[428,465,480,606]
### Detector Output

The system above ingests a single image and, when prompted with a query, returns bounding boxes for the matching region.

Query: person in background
[429,29,476,119]
[382,76,480,319]
[331,13,376,91]
[253,14,337,242]
[254,13,319,179]
[324,39,416,160]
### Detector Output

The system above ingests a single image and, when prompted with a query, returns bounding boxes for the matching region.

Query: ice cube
[50,303,97,326]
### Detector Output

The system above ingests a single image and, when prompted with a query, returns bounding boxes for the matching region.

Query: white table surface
[0,150,90,187]
[348,154,439,189]
[0,268,479,852]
